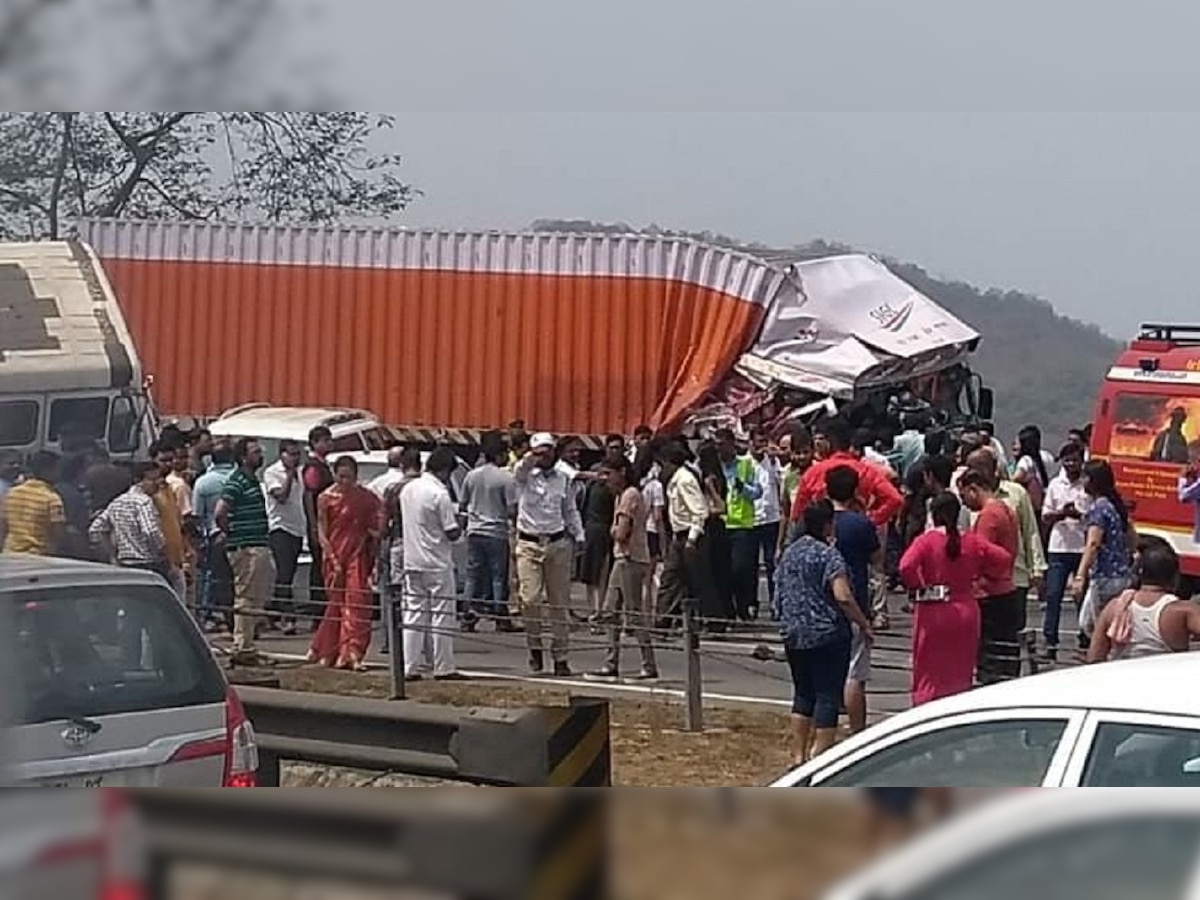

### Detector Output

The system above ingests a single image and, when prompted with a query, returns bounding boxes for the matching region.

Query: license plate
[38,774,105,788]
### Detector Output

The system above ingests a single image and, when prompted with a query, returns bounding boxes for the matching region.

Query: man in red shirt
[790,419,902,529]
[957,467,1022,685]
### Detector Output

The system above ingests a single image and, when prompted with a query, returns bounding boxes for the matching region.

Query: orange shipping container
[79,221,789,439]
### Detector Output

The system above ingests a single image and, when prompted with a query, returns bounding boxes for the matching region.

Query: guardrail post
[146,855,170,900]
[682,597,703,733]
[256,750,282,787]
[386,583,406,700]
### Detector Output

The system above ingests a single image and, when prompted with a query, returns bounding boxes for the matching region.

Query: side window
[901,816,1200,900]
[1082,721,1200,786]
[331,434,364,453]
[1110,392,1198,465]
[107,395,139,454]
[48,397,109,445]
[0,400,38,447]
[363,427,393,451]
[817,719,1067,787]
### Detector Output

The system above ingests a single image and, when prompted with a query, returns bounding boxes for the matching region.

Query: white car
[822,790,1200,900]
[207,403,401,462]
[206,405,403,567]
[771,652,1200,787]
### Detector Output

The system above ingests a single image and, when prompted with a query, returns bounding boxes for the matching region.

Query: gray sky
[297,1,1200,338]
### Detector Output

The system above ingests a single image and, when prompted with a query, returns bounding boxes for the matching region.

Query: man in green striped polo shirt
[216,437,276,664]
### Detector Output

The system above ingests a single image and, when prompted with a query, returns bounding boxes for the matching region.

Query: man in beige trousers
[215,437,276,666]
[513,432,584,677]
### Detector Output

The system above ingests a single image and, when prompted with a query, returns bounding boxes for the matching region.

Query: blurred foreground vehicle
[822,790,1200,900]
[0,791,148,900]
[4,554,257,787]
[773,653,1200,786]
[0,569,151,899]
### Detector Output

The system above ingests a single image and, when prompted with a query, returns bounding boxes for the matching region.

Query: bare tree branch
[140,176,208,219]
[47,111,73,239]
[0,112,415,238]
[97,112,191,217]
[0,184,50,214]
[66,115,88,215]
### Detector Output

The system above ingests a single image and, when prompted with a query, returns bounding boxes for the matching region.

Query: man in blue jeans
[191,442,236,632]
[460,431,517,631]
[1040,444,1087,660]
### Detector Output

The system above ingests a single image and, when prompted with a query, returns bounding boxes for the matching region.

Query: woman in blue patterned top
[1071,459,1134,649]
[775,500,875,765]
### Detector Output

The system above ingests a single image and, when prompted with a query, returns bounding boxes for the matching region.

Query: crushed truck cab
[0,240,156,460]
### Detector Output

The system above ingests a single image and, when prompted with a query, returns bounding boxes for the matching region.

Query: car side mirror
[1182,757,1200,775]
[978,387,995,421]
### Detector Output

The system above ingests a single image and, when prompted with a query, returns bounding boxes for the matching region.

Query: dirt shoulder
[256,665,793,787]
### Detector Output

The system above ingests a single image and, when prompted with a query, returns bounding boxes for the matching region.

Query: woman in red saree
[308,456,383,670]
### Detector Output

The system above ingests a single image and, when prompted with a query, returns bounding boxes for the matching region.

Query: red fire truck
[1092,323,1200,586]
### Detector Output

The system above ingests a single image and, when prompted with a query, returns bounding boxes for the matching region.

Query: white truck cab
[0,241,156,461]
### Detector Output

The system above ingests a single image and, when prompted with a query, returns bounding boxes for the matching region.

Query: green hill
[530,220,1121,444]
[883,257,1119,445]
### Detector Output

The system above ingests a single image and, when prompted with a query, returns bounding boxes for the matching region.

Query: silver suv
[3,554,257,787]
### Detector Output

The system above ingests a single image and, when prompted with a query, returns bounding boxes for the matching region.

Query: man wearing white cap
[514,432,585,675]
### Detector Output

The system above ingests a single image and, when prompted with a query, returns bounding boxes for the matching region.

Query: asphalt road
[225,580,1081,724]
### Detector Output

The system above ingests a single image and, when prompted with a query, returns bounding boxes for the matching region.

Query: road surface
[222,583,1080,723]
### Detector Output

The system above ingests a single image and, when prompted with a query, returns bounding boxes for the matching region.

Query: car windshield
[13,584,226,725]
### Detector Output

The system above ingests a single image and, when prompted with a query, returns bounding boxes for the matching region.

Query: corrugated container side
[82,222,786,437]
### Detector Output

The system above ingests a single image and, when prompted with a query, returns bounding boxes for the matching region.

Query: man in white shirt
[514,432,585,676]
[263,440,306,635]
[1040,443,1088,659]
[368,445,410,499]
[750,429,783,613]
[657,441,714,628]
[554,436,589,511]
[399,448,463,680]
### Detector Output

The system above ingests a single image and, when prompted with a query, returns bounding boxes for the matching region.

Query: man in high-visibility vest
[715,428,763,622]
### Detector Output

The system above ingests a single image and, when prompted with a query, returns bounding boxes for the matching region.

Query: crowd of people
[775,416,1200,765]
[8,410,1200,761]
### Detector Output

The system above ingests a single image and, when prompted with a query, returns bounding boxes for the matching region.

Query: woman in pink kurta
[899,492,1013,706]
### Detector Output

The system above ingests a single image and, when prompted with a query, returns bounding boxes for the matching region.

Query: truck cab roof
[0,241,140,394]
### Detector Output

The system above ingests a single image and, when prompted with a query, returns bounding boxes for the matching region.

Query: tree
[0,112,418,239]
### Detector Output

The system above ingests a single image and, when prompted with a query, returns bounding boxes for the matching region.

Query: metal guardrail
[131,791,607,900]
[233,685,612,787]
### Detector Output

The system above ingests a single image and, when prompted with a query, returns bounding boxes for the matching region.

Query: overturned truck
[78,220,989,446]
